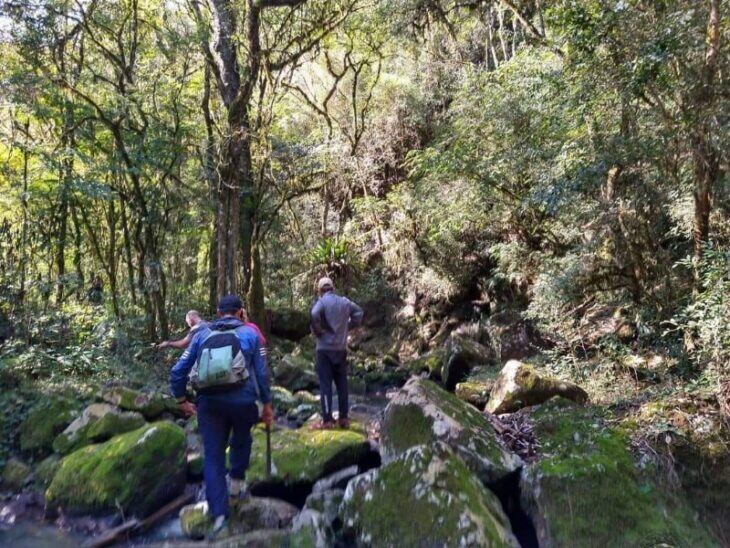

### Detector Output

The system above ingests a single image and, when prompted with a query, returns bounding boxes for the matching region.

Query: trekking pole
[265,424,272,479]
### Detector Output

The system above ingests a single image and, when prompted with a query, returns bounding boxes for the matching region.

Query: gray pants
[316,350,348,421]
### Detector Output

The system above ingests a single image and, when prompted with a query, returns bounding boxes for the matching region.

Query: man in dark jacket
[310,277,363,429]
[170,295,273,537]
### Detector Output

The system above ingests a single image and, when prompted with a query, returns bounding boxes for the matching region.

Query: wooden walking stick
[265,423,272,479]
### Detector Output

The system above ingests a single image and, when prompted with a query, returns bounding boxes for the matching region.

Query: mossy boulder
[18,396,80,457]
[180,497,298,540]
[273,351,319,392]
[486,360,588,414]
[292,509,333,548]
[406,348,446,380]
[521,401,718,547]
[380,377,519,483]
[2,458,31,490]
[247,423,372,486]
[441,334,496,390]
[46,421,186,517]
[34,454,61,488]
[341,442,519,547]
[455,379,493,409]
[101,386,177,420]
[53,403,146,454]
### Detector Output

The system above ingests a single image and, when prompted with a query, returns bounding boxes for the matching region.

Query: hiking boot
[337,418,351,429]
[229,478,249,505]
[207,515,229,541]
[309,419,336,430]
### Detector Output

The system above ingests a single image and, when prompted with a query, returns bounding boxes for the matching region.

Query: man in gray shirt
[310,277,363,429]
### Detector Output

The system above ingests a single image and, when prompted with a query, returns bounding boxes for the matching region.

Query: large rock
[272,351,319,393]
[486,360,588,414]
[292,509,333,548]
[406,347,447,380]
[380,377,519,483]
[180,497,298,540]
[101,386,178,420]
[247,424,373,486]
[46,421,186,517]
[521,401,717,547]
[19,396,79,457]
[455,379,493,410]
[341,442,519,547]
[52,403,146,454]
[486,310,545,361]
[269,308,310,341]
[441,333,496,390]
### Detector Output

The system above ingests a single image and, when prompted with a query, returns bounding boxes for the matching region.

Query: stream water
[0,392,393,547]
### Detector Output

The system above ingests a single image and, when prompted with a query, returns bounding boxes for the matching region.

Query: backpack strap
[235,326,262,402]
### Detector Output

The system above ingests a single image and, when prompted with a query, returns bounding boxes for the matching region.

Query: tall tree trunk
[692,0,722,265]
[119,200,137,305]
[18,119,30,307]
[246,232,265,327]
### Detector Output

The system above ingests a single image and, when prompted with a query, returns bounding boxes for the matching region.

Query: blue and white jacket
[170,317,271,404]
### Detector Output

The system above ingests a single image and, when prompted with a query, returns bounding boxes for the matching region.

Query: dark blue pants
[197,391,259,518]
[316,350,349,422]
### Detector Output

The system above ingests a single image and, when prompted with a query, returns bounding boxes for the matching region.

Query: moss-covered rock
[341,442,519,547]
[101,386,177,420]
[52,403,146,454]
[380,377,519,483]
[486,360,588,414]
[441,334,496,391]
[406,348,446,380]
[455,380,493,409]
[292,509,333,548]
[18,396,80,457]
[46,421,186,517]
[180,501,211,540]
[273,352,319,392]
[180,497,298,540]
[2,458,31,490]
[521,401,718,547]
[247,423,371,486]
[33,454,60,488]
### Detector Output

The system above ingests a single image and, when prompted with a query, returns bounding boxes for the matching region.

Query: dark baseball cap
[217,294,243,313]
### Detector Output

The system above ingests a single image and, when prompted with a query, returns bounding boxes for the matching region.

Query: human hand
[261,403,274,427]
[179,400,197,417]
[157,341,170,349]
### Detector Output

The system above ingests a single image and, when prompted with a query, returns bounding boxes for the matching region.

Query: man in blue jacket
[170,295,273,536]
[310,277,363,429]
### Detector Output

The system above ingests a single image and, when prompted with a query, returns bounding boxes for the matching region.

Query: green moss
[180,501,211,540]
[381,378,516,482]
[342,443,517,547]
[18,397,79,456]
[407,348,446,378]
[102,387,174,419]
[46,421,186,517]
[53,405,146,454]
[247,423,369,485]
[379,403,434,456]
[455,380,492,409]
[271,386,297,414]
[524,401,719,547]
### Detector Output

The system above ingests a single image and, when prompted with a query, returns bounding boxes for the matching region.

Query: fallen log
[83,492,195,548]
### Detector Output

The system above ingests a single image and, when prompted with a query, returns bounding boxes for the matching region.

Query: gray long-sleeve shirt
[310,291,363,351]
